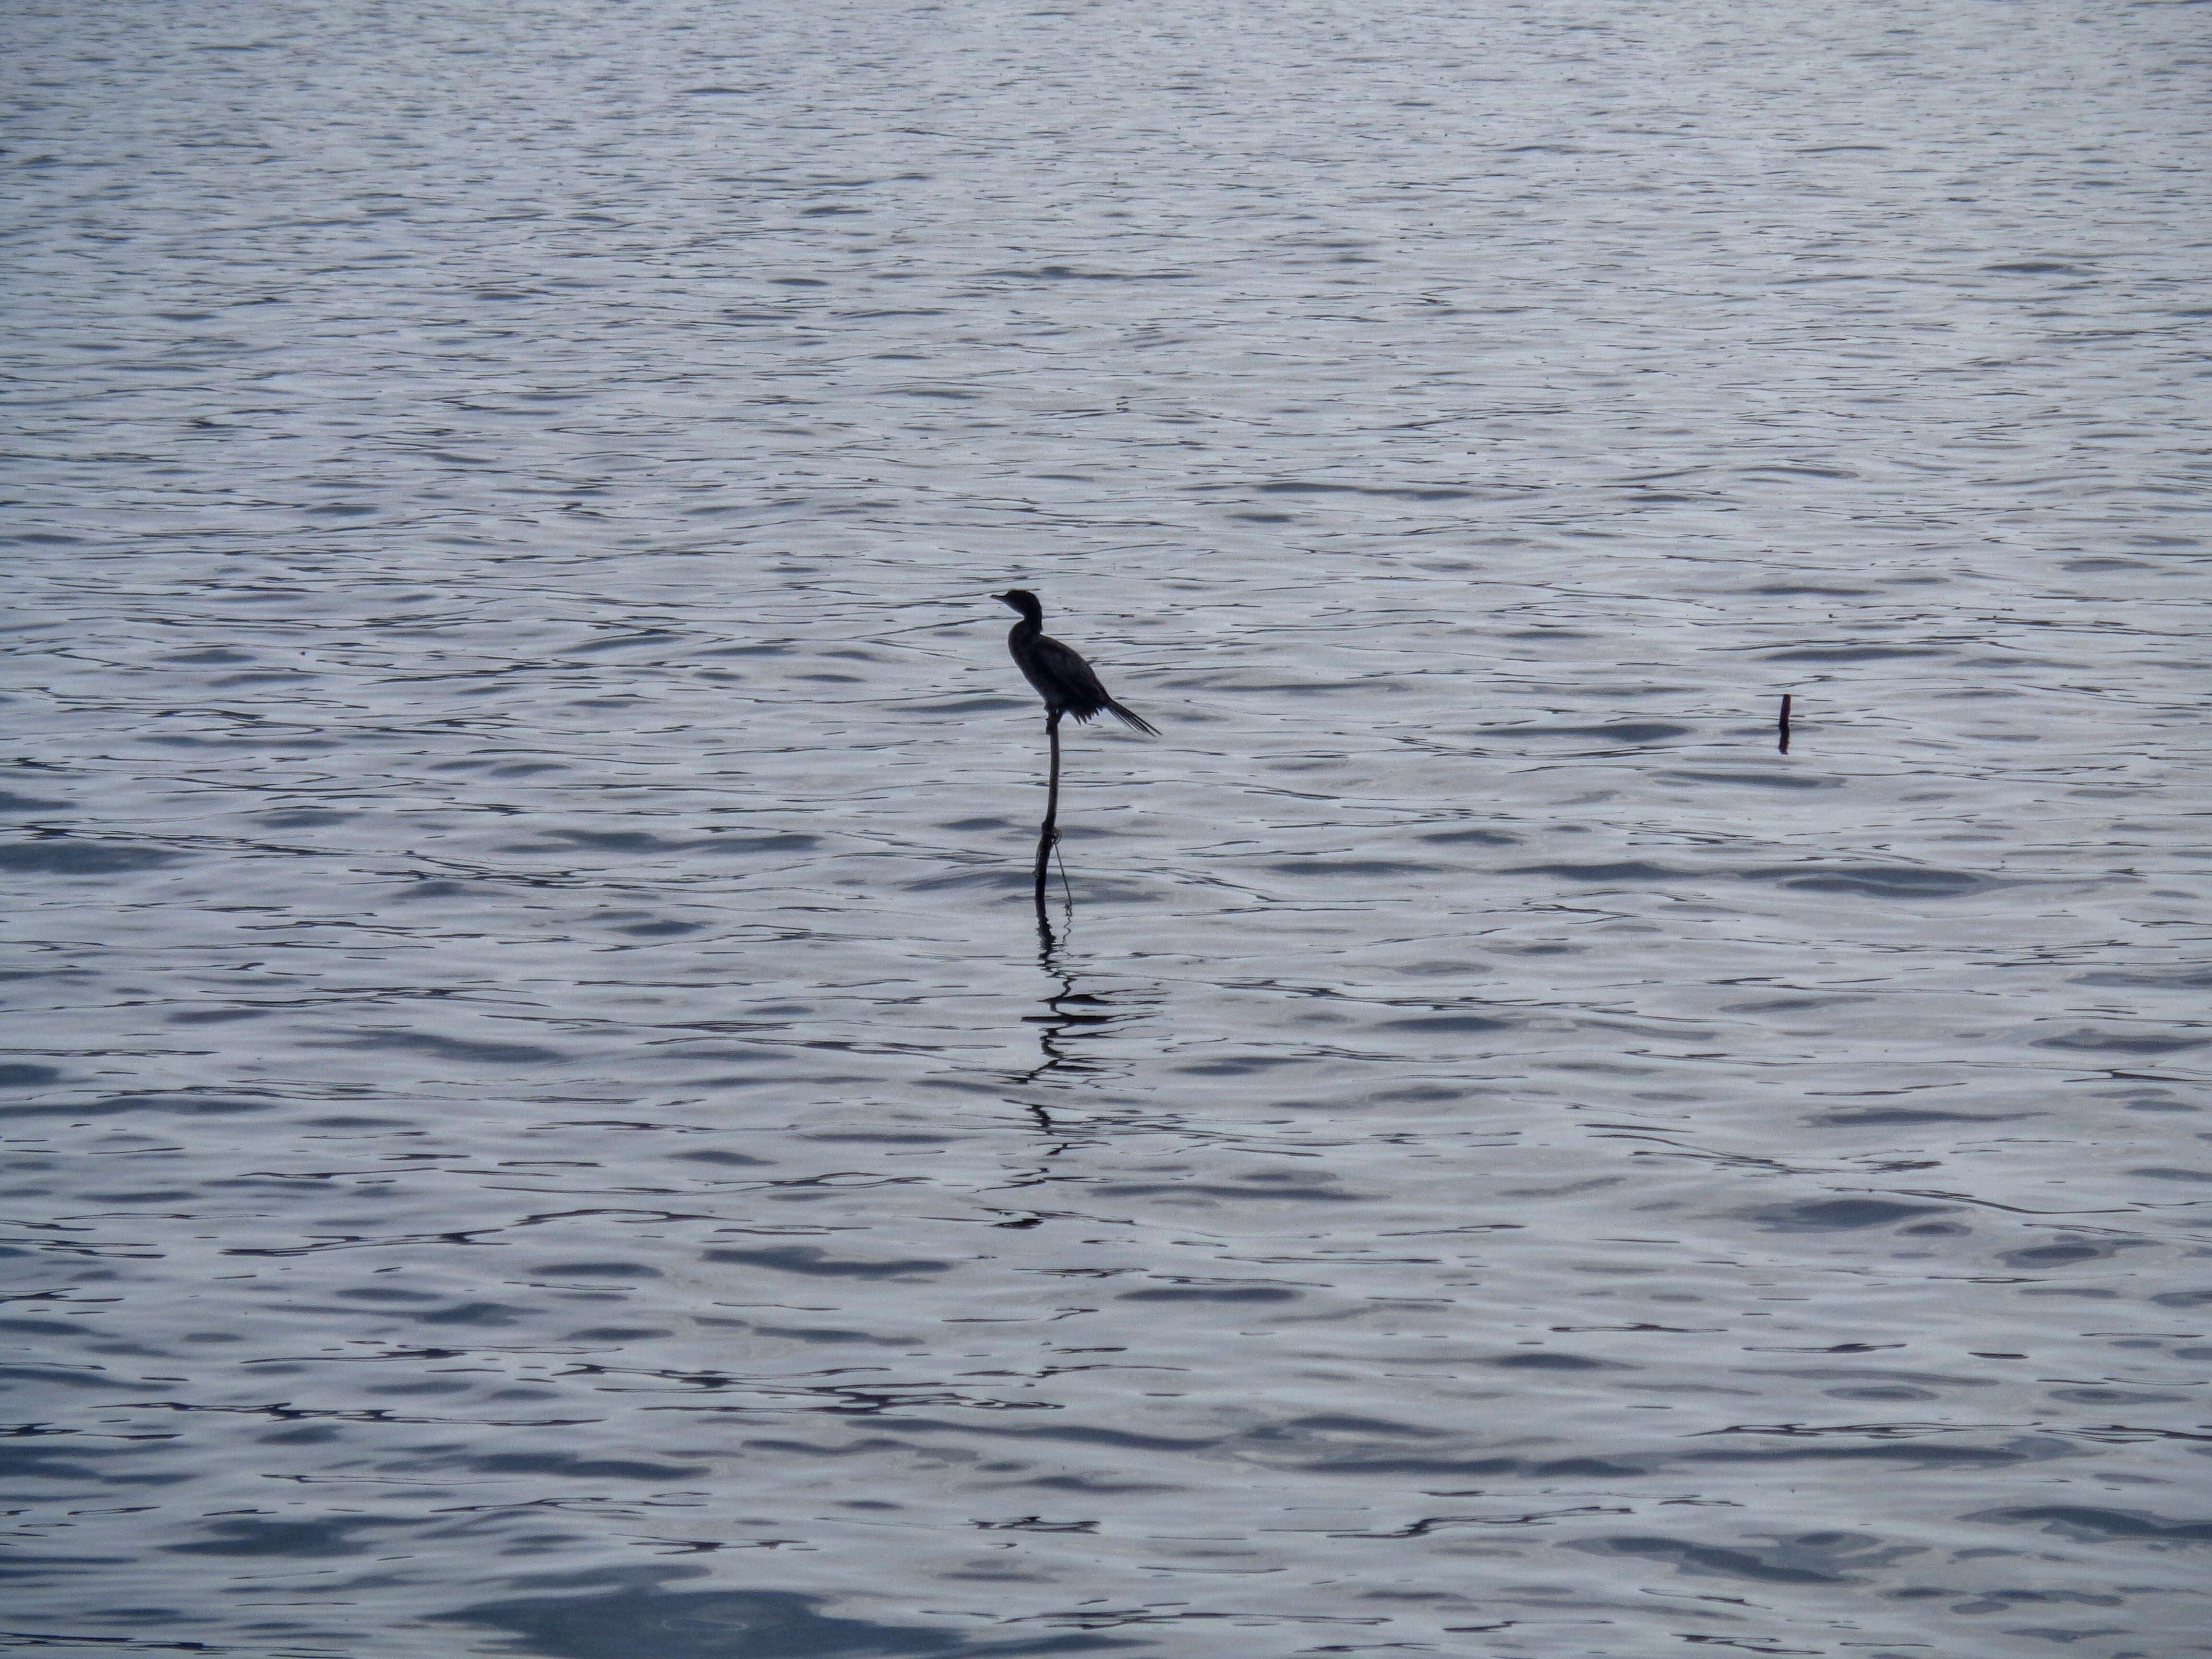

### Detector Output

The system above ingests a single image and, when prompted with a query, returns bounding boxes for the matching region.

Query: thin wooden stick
[1033,710,1062,905]
[1778,693,1793,755]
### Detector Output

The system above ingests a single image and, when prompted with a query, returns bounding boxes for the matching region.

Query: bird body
[996,589,1158,734]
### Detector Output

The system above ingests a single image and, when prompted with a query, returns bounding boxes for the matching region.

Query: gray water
[5,1,2210,1654]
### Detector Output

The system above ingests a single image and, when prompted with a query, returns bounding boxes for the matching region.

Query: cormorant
[995,589,1158,735]
[994,589,1155,905]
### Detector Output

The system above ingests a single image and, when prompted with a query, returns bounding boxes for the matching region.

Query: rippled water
[6,0,2210,1654]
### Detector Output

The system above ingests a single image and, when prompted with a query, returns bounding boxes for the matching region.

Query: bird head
[995,589,1043,622]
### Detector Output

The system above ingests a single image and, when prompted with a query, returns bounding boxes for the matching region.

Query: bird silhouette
[995,589,1155,906]
[995,589,1158,734]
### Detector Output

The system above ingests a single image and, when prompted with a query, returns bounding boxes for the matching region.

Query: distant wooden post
[1778,694,1793,755]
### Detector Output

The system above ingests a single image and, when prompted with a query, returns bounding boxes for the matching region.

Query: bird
[994,589,1155,905]
[995,589,1158,735]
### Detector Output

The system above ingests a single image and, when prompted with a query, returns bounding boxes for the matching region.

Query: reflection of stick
[1033,710,1062,906]
[1779,694,1793,755]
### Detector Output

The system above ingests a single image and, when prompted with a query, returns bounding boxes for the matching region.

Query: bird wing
[1025,633,1114,711]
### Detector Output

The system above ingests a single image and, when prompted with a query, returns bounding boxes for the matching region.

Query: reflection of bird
[995,589,1158,734]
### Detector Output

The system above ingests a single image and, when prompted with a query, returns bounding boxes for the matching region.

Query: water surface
[4,1,2209,1655]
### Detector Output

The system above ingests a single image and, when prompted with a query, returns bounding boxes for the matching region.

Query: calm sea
[4,1,2208,1654]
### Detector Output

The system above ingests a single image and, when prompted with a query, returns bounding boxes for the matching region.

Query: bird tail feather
[1106,699,1159,736]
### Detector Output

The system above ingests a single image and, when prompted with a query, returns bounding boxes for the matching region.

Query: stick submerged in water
[1035,710,1061,905]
